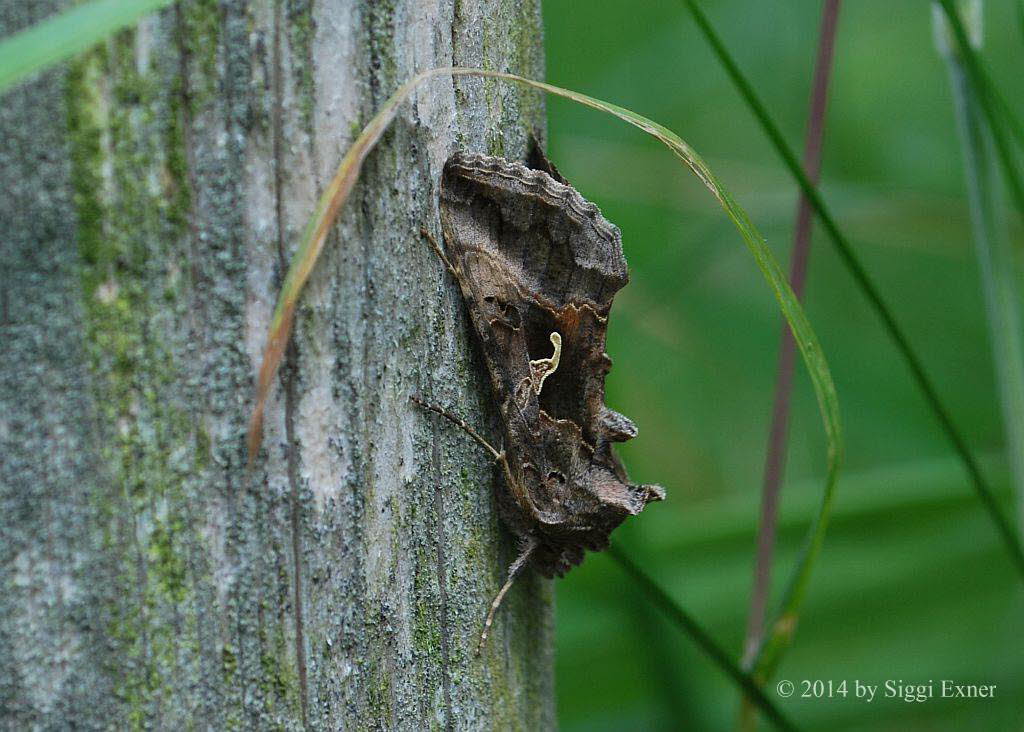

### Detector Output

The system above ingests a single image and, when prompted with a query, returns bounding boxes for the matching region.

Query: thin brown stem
[743,0,842,672]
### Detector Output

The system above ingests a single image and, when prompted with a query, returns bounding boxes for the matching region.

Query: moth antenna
[419,227,458,277]
[477,536,539,654]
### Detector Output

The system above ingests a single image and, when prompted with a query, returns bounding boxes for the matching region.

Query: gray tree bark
[0,1,552,729]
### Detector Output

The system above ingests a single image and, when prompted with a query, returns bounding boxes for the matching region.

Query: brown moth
[415,144,664,649]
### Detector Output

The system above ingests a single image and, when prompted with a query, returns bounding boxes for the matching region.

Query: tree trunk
[0,1,552,729]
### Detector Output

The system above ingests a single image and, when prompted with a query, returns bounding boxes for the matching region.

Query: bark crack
[172,3,207,346]
[430,431,455,732]
[272,1,309,725]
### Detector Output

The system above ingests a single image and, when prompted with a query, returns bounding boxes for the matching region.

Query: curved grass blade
[247,68,844,492]
[679,0,1024,585]
[608,543,799,732]
[247,68,843,703]
[0,0,176,93]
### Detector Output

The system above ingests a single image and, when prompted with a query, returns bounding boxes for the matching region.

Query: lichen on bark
[0,0,553,729]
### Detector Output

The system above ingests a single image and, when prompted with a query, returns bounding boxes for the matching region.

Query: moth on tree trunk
[416,145,665,647]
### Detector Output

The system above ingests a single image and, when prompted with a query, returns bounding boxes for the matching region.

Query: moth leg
[410,396,502,461]
[477,535,539,654]
[419,227,458,277]
[411,394,534,651]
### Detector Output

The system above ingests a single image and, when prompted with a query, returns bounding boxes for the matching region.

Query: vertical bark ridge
[272,0,310,725]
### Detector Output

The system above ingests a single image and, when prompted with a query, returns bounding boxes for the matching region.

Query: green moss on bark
[287,0,317,137]
[66,29,206,727]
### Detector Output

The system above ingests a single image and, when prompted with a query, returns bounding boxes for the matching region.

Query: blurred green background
[543,1,1024,729]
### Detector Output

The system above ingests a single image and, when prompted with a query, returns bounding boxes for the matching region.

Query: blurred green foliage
[544,1,1024,729]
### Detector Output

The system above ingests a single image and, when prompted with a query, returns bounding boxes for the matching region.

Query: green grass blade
[248,68,843,715]
[935,2,1024,542]
[935,0,1024,225]
[953,26,1024,155]
[0,0,175,93]
[930,1,1024,154]
[679,0,1024,586]
[743,1,843,703]
[608,544,799,732]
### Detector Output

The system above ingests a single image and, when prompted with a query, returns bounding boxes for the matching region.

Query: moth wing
[438,151,664,559]
[439,152,631,452]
